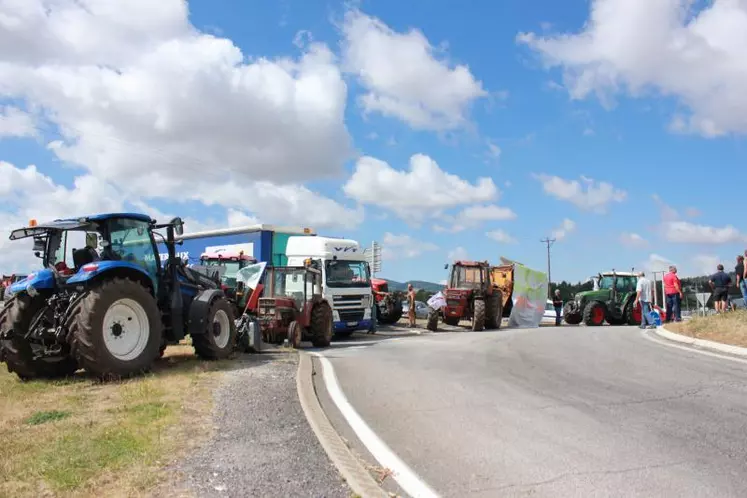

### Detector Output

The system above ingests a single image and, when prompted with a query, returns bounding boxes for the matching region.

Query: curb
[296,353,388,498]
[654,325,747,357]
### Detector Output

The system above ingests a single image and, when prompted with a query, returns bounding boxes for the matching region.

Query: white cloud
[0,106,36,138]
[435,204,517,233]
[691,254,722,276]
[381,232,438,260]
[447,246,469,262]
[551,218,576,241]
[641,253,676,274]
[341,9,487,130]
[652,194,679,222]
[620,232,648,247]
[685,207,702,218]
[485,140,501,162]
[0,0,358,233]
[486,230,518,244]
[663,221,746,245]
[534,174,626,213]
[518,0,747,137]
[227,209,260,228]
[343,154,497,220]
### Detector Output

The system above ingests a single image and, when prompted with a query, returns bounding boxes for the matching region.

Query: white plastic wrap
[507,264,548,328]
[427,291,446,311]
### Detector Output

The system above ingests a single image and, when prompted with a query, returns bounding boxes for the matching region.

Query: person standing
[407,283,417,328]
[736,255,747,305]
[663,265,683,323]
[552,289,563,326]
[709,264,732,314]
[635,272,656,329]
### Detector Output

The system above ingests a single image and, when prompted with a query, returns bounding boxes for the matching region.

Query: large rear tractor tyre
[376,295,403,325]
[485,294,502,330]
[626,303,643,326]
[192,297,237,360]
[0,296,79,380]
[69,278,162,379]
[310,302,333,348]
[583,302,606,327]
[471,299,486,331]
[426,309,439,331]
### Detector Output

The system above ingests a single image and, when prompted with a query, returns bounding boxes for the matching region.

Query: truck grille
[338,310,364,322]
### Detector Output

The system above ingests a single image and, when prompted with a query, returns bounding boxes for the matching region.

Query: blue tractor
[0,213,237,380]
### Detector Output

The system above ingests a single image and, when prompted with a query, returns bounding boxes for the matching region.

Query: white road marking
[311,352,440,498]
[641,329,747,365]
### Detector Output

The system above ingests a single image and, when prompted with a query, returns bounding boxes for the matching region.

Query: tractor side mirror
[32,236,45,252]
[171,217,184,236]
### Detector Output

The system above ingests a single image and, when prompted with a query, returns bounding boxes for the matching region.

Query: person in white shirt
[635,272,656,329]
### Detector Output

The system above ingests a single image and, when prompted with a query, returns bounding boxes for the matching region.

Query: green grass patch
[25,410,71,426]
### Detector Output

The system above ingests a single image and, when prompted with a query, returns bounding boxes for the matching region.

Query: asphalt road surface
[316,326,747,497]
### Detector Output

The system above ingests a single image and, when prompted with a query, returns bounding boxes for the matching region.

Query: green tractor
[563,271,642,326]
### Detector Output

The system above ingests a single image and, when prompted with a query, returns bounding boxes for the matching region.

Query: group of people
[635,267,683,329]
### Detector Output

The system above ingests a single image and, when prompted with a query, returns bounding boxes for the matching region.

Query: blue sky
[1,0,746,284]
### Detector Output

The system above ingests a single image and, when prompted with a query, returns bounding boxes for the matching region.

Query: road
[315,326,747,497]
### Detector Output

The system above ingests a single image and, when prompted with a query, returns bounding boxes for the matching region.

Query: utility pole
[540,237,556,298]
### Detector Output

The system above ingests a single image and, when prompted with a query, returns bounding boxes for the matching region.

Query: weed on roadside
[669,310,747,347]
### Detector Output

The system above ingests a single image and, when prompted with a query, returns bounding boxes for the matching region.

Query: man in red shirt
[663,265,683,322]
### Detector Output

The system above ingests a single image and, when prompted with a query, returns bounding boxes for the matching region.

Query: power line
[540,237,556,298]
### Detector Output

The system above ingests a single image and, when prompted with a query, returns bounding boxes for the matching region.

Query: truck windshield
[325,260,370,288]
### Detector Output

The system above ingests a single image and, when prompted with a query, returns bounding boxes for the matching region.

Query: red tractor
[256,262,333,348]
[371,278,404,325]
[426,260,503,332]
[1,274,27,302]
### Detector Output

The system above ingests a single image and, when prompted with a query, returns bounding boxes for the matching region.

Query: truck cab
[285,236,373,336]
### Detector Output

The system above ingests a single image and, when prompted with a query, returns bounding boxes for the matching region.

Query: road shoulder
[166,352,350,498]
[655,325,747,357]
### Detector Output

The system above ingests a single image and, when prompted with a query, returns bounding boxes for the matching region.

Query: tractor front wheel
[287,321,302,349]
[485,294,502,330]
[310,302,333,348]
[626,302,643,326]
[192,297,237,360]
[471,299,486,331]
[0,296,79,380]
[69,278,161,379]
[583,302,606,327]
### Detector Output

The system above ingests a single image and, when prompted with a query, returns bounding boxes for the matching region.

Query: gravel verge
[173,352,350,498]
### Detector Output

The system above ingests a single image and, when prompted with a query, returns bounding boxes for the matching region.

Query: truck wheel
[426,309,439,331]
[68,278,161,379]
[192,297,237,360]
[0,296,78,380]
[583,302,606,326]
[471,299,486,331]
[310,302,333,348]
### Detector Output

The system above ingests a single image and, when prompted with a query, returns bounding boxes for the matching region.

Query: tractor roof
[600,271,638,277]
[9,213,154,240]
[454,260,489,267]
[200,251,256,261]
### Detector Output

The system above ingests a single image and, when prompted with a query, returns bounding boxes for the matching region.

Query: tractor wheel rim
[103,298,150,361]
[593,307,604,323]
[213,309,231,349]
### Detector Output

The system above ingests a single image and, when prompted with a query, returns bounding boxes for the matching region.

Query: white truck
[285,236,374,337]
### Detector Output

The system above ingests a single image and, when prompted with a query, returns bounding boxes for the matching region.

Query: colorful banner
[508,264,548,328]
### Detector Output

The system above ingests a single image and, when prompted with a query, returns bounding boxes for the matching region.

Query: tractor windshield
[107,218,158,279]
[325,260,370,288]
[268,267,316,309]
[201,259,243,287]
[599,275,638,292]
[450,265,484,289]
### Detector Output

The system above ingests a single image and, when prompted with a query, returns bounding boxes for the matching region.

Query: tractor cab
[199,250,257,293]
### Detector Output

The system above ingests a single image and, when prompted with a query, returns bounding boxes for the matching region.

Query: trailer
[156,224,316,266]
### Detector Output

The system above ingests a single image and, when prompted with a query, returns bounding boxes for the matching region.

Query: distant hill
[383,279,443,293]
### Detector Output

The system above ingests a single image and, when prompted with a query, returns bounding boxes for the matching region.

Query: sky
[1,0,746,284]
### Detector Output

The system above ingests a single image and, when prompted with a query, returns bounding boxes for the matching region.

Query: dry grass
[667,310,747,347]
[0,341,235,498]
